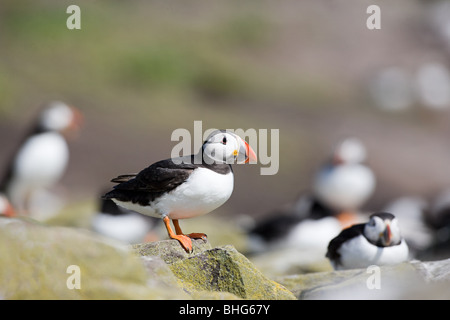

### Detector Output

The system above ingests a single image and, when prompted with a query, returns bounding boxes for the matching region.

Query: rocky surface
[248,247,333,279]
[0,217,189,299]
[276,259,450,299]
[0,217,294,300]
[133,239,296,300]
[3,215,450,300]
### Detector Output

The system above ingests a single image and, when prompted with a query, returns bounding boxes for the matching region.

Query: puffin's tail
[102,173,138,200]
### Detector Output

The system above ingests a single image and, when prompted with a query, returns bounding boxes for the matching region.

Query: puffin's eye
[222,137,227,144]
[368,219,376,227]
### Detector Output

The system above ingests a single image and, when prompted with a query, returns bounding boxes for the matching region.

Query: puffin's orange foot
[186,233,208,241]
[171,234,193,253]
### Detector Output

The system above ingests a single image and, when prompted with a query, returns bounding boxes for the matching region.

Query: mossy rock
[134,239,296,300]
[0,217,189,299]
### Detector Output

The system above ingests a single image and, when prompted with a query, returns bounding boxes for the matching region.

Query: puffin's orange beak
[69,106,84,131]
[244,141,257,164]
[383,223,392,246]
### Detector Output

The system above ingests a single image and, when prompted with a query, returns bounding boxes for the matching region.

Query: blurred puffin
[0,101,83,214]
[326,212,409,270]
[91,196,161,244]
[247,199,341,254]
[103,130,257,252]
[313,137,376,227]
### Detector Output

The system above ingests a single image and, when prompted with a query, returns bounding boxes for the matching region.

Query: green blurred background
[1,0,450,222]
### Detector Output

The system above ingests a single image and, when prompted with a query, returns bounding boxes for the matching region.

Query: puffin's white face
[364,213,402,246]
[334,137,367,164]
[202,130,257,165]
[39,101,82,133]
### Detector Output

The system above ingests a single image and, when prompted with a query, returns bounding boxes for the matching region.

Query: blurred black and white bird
[247,200,342,254]
[326,212,409,270]
[313,137,376,227]
[0,101,83,216]
[91,196,160,244]
[103,130,257,252]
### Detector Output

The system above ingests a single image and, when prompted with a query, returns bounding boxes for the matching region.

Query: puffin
[0,194,16,218]
[103,130,257,252]
[313,137,376,227]
[0,101,83,214]
[326,212,409,270]
[91,196,161,244]
[247,195,341,254]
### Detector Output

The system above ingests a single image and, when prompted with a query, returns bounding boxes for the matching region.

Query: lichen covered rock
[134,240,296,300]
[0,217,189,299]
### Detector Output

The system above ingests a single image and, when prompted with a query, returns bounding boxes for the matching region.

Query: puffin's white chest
[314,164,375,211]
[335,236,409,270]
[158,168,234,219]
[14,132,69,186]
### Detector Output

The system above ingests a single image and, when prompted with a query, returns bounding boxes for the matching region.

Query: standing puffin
[313,137,376,227]
[0,101,83,214]
[326,212,409,270]
[103,130,257,252]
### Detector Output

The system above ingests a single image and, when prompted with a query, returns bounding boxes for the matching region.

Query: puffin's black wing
[102,158,197,205]
[115,159,196,192]
[326,223,365,263]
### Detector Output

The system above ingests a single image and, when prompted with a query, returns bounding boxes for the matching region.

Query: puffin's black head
[363,212,402,247]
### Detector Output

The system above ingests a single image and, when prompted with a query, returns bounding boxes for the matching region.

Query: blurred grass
[0,0,342,124]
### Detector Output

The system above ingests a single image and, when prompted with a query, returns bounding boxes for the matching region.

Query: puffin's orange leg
[173,219,208,241]
[163,216,193,253]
